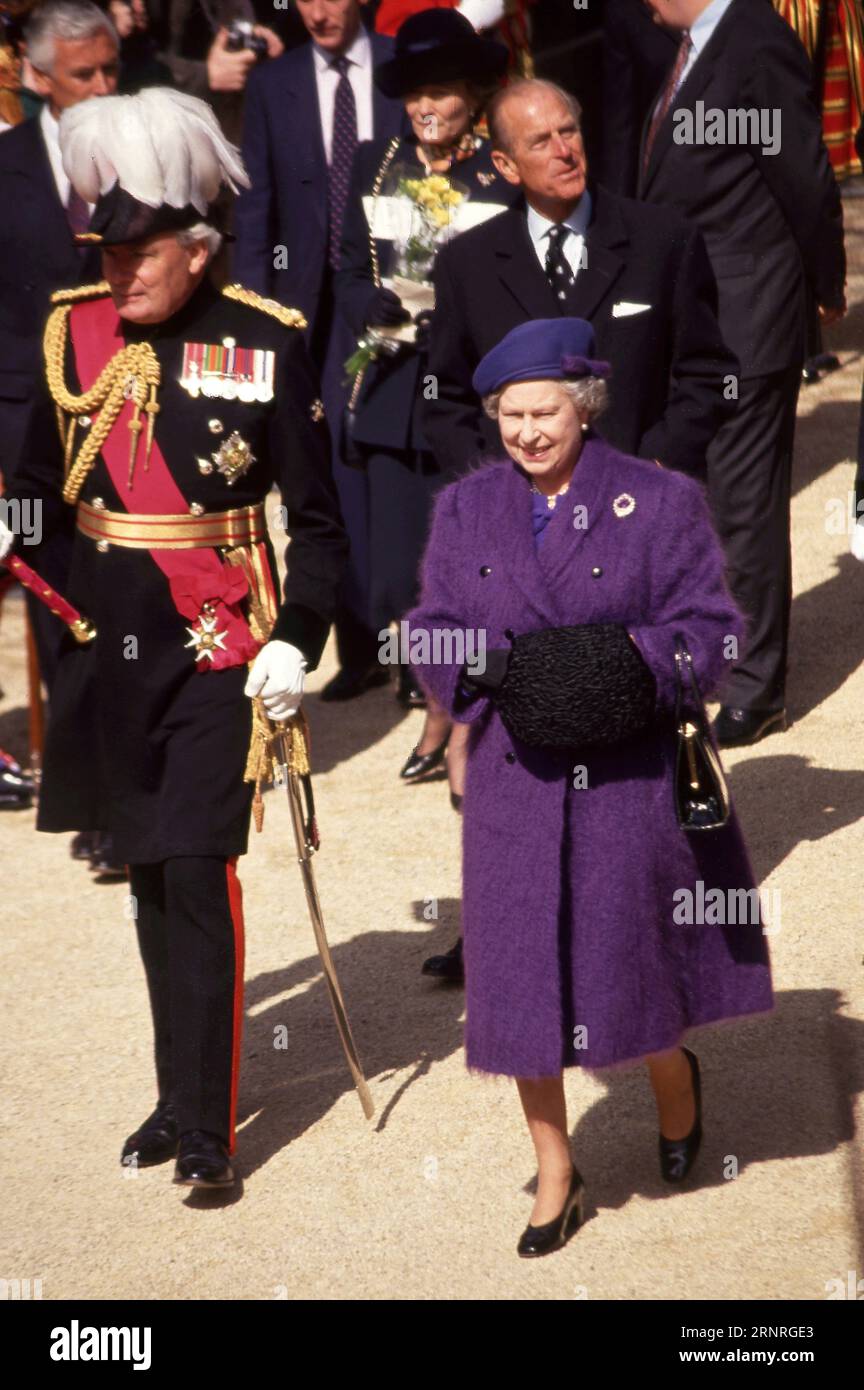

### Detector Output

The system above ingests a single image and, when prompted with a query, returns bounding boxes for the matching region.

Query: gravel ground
[1,199,863,1302]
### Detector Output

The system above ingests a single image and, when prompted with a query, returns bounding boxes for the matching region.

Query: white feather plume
[59,88,250,212]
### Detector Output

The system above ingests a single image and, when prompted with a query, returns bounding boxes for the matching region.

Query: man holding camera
[149,1,297,141]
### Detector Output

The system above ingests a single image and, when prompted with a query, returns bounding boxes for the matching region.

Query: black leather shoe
[450,791,463,813]
[320,664,389,702]
[714,706,786,748]
[70,830,99,860]
[0,755,33,809]
[121,1101,178,1168]
[396,665,427,709]
[400,736,448,782]
[173,1130,235,1188]
[421,936,464,982]
[90,833,127,879]
[517,1166,585,1258]
[659,1047,702,1184]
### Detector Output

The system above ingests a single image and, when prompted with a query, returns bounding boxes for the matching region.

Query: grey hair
[177,222,223,262]
[25,1,118,77]
[487,79,583,157]
[482,376,608,423]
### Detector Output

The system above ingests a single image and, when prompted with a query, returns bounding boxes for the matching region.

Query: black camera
[225,19,267,59]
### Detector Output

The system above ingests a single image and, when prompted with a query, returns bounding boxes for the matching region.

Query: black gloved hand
[364,286,411,329]
[461,647,511,693]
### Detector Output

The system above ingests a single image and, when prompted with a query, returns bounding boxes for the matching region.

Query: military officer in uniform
[0,87,348,1189]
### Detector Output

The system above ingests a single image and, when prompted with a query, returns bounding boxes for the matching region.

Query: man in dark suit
[0,0,115,487]
[0,0,119,873]
[600,0,677,195]
[639,0,846,745]
[234,0,406,700]
[425,77,736,484]
[0,2,116,675]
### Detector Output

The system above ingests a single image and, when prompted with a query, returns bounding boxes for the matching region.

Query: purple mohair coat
[406,436,774,1078]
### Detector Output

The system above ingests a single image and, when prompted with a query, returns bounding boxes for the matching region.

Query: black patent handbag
[673,637,730,832]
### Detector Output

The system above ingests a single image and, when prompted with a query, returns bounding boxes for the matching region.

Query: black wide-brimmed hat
[374,9,509,100]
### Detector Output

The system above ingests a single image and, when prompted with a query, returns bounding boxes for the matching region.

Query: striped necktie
[642,30,693,174]
[328,55,358,271]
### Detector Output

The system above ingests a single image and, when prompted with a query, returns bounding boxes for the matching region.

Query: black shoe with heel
[517,1166,585,1258]
[421,936,464,983]
[658,1046,702,1183]
[400,736,448,782]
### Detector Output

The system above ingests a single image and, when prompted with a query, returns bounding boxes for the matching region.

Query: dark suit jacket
[335,134,520,454]
[601,0,677,196]
[232,34,405,346]
[637,0,845,379]
[424,184,737,480]
[0,117,100,476]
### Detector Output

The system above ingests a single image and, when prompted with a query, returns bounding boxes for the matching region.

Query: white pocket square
[612,301,652,318]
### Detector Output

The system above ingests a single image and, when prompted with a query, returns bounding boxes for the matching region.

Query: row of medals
[184,369,274,404]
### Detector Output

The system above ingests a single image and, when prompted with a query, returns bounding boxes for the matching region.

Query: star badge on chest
[184,604,228,662]
[210,431,256,486]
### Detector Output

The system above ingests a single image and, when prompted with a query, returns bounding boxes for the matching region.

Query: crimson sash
[68,295,261,671]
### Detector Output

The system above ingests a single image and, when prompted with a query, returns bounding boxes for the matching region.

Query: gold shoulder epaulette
[50,281,112,305]
[222,283,307,330]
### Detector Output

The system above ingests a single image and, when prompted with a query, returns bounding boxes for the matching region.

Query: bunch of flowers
[394,174,466,280]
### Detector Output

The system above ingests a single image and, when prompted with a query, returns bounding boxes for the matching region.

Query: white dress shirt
[313,27,374,165]
[40,102,72,206]
[679,0,735,86]
[526,190,593,281]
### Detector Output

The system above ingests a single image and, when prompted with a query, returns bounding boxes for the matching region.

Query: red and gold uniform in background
[774,0,864,178]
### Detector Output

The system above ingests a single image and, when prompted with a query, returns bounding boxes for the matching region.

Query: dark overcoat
[6,277,347,864]
[407,437,774,1077]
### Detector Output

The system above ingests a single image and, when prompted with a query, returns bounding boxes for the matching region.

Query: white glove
[0,517,13,561]
[852,520,864,562]
[458,0,506,30]
[244,639,307,720]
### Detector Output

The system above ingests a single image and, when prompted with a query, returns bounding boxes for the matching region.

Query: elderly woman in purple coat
[406,318,773,1258]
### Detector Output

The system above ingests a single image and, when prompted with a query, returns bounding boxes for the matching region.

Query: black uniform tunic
[10,276,348,864]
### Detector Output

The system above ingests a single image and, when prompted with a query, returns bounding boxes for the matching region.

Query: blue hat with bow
[472,319,612,396]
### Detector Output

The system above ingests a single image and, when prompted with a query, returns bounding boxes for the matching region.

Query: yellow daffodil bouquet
[344,169,469,387]
[394,174,467,281]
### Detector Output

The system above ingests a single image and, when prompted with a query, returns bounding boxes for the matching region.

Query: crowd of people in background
[0,0,860,835]
[1,0,863,1239]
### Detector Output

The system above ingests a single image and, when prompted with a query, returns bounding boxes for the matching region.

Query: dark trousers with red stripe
[128,857,245,1153]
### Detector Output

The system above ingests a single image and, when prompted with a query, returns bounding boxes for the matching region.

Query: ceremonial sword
[268,715,375,1121]
[3,552,374,1117]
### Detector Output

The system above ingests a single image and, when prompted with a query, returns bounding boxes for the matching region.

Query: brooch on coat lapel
[180,340,275,403]
[476,170,497,186]
[613,493,636,518]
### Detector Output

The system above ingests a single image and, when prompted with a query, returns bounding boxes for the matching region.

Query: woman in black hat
[335,8,517,797]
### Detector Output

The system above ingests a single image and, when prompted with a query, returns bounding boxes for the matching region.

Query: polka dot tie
[545,224,575,308]
[328,56,358,271]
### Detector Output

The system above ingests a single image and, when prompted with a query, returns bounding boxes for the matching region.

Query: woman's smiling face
[497,379,584,488]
